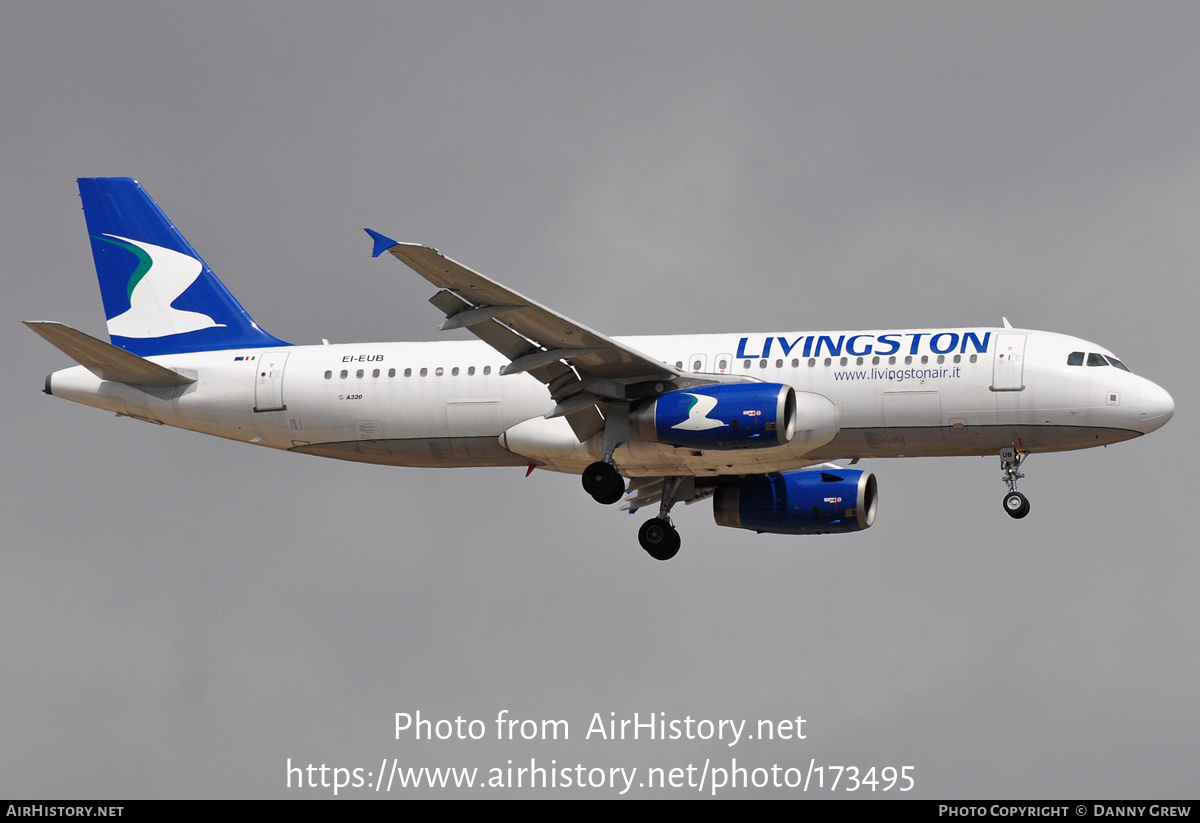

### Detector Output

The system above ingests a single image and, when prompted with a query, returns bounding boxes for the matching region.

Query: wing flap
[563,404,605,441]
[428,287,578,386]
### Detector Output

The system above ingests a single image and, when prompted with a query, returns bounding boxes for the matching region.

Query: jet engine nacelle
[713,468,878,535]
[630,383,797,450]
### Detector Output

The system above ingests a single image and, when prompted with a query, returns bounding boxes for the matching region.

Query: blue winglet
[364,228,399,258]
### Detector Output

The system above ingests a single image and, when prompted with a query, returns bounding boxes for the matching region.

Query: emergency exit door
[254,351,289,412]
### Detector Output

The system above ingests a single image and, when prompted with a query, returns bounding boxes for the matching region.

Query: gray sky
[2,1,1197,798]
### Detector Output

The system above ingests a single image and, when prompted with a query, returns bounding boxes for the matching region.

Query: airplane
[26,177,1175,561]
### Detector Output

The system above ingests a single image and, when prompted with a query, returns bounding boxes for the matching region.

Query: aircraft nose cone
[1139,381,1174,433]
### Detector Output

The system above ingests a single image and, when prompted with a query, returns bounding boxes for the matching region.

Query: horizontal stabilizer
[24,321,196,387]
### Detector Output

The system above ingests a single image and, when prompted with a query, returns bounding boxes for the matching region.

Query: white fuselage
[46,327,1174,477]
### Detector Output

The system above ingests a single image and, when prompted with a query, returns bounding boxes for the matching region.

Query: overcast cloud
[1,2,1197,798]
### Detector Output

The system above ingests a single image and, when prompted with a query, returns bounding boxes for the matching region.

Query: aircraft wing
[367,231,682,440]
[620,476,715,513]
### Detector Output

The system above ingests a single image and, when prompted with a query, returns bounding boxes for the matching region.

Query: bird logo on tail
[94,234,226,339]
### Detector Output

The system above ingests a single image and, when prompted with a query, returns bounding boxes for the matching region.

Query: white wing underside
[619,476,714,512]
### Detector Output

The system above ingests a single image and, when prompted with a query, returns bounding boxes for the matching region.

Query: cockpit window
[1067,351,1084,366]
[1087,353,1109,367]
[1105,355,1130,372]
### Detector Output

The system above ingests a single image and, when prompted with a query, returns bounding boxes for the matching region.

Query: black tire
[656,529,681,561]
[597,487,624,506]
[1003,491,1030,519]
[639,518,680,560]
[582,461,623,503]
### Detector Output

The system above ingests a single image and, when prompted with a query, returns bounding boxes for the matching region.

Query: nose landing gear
[1003,490,1030,518]
[1000,447,1030,519]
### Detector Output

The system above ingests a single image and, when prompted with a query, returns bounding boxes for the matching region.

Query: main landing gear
[1000,447,1030,519]
[582,459,623,505]
[638,518,680,561]
[637,476,682,561]
[580,463,683,560]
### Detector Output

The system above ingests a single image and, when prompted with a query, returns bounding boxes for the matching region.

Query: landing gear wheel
[638,518,681,561]
[1003,491,1030,519]
[596,487,623,506]
[999,448,1030,519]
[582,461,623,504]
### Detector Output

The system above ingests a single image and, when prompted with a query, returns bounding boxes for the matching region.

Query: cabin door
[991,334,1027,391]
[254,351,290,412]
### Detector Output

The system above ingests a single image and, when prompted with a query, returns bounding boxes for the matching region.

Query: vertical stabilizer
[78,177,288,355]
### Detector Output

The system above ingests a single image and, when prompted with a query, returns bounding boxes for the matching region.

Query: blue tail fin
[78,177,289,356]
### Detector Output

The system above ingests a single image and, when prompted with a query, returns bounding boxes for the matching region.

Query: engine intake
[713,468,877,535]
[630,383,796,450]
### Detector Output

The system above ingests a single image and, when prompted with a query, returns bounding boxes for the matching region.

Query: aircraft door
[689,353,708,373]
[254,351,289,412]
[991,334,1027,391]
[714,353,733,374]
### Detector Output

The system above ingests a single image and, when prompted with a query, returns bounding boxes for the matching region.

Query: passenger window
[356,369,364,378]
[904,356,912,365]
[468,366,476,375]
[823,358,831,367]
[1106,356,1130,372]
[718,359,728,370]
[969,355,977,363]
[676,361,684,369]
[872,356,880,365]
[436,367,444,376]
[372,369,380,378]
[790,358,799,368]
[808,358,816,367]
[775,359,783,368]
[888,356,896,365]
[340,370,348,379]
[856,357,864,366]
[1067,352,1085,366]
[1087,353,1108,367]
[693,360,702,371]
[759,359,767,369]
[324,370,332,379]
[420,368,428,377]
[452,367,460,376]
[743,360,751,369]
[953,354,961,364]
[404,368,412,377]
[388,368,396,377]
[936,355,944,365]
[920,355,928,364]
[483,366,492,375]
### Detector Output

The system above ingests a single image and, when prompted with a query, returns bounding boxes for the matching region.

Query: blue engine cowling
[629,383,797,450]
[713,468,878,534]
